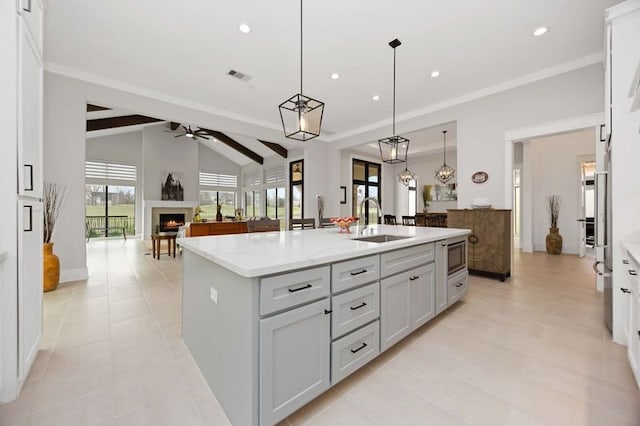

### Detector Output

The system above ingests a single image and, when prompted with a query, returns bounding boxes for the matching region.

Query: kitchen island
[178,225,470,425]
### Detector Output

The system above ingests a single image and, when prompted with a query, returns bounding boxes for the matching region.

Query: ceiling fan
[165,124,210,141]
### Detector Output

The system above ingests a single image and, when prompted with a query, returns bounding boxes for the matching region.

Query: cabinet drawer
[380,243,434,278]
[331,320,379,385]
[260,266,330,315]
[331,283,379,339]
[331,255,380,293]
[447,270,468,305]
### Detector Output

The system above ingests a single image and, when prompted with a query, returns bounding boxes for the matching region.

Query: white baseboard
[533,244,579,255]
[60,268,89,283]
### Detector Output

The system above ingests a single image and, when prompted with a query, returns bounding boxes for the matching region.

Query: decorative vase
[216,204,223,222]
[43,242,60,292]
[545,227,563,255]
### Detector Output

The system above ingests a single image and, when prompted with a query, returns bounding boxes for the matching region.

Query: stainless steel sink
[351,234,410,243]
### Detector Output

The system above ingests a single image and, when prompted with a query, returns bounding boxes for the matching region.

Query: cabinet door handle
[637,330,640,339]
[24,164,33,191]
[599,124,606,142]
[350,302,367,311]
[629,270,637,276]
[324,309,332,315]
[288,283,312,293]
[623,260,630,265]
[350,342,367,354]
[455,282,464,288]
[469,235,478,244]
[23,0,31,12]
[350,269,367,276]
[409,276,419,281]
[23,205,32,232]
[621,288,631,294]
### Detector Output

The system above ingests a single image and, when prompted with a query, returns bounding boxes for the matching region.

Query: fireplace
[159,213,185,232]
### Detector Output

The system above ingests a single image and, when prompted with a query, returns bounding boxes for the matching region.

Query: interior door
[578,162,588,258]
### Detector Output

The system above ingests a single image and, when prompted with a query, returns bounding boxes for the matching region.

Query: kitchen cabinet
[259,299,330,425]
[0,0,43,403]
[381,263,435,352]
[448,209,511,281]
[623,250,640,387]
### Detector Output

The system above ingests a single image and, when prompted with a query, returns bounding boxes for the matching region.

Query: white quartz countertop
[178,225,470,278]
[623,242,640,266]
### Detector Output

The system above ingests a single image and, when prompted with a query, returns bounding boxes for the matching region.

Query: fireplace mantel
[143,200,199,239]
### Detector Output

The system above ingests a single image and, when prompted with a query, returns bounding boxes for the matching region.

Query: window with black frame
[290,160,303,220]
[352,159,381,225]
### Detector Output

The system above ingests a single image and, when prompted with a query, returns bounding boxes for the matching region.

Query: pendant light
[279,0,324,141]
[434,130,455,184]
[398,161,415,186]
[378,39,409,164]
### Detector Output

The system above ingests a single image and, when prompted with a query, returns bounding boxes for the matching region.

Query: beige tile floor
[1,239,639,425]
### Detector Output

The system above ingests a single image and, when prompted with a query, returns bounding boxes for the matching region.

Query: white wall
[392,150,459,215]
[86,131,144,236]
[142,125,199,202]
[528,129,595,254]
[334,64,604,211]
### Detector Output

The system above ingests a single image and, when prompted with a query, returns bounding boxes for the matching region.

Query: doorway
[578,159,596,258]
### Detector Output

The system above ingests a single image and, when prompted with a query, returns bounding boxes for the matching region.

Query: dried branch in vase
[43,182,69,243]
[547,194,561,229]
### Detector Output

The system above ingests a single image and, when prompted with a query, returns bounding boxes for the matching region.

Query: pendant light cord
[443,130,447,165]
[392,46,396,136]
[300,0,303,95]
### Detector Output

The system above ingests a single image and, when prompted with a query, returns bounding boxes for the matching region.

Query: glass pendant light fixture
[378,39,409,164]
[398,161,415,186]
[279,0,324,141]
[434,130,455,184]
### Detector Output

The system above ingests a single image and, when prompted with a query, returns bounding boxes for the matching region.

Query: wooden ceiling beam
[86,104,112,112]
[86,115,163,132]
[258,139,288,158]
[201,129,264,165]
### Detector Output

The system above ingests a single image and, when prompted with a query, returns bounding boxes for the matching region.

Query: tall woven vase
[545,227,563,255]
[43,242,60,292]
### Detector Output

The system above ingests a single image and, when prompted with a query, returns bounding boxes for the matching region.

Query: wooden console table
[188,221,248,237]
[415,212,448,228]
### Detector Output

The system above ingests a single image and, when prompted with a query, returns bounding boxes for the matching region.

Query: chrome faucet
[359,197,382,236]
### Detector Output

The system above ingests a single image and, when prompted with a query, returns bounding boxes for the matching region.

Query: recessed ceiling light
[430,70,440,78]
[239,23,251,34]
[372,95,380,101]
[533,26,548,37]
[330,73,340,80]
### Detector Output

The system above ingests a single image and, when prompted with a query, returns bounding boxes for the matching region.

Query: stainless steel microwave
[448,239,467,275]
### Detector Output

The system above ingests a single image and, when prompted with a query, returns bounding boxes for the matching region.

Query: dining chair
[383,215,397,225]
[289,218,316,230]
[402,216,416,226]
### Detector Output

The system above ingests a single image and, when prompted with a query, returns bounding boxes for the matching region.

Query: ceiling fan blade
[181,125,188,132]
[174,134,185,138]
[199,135,211,140]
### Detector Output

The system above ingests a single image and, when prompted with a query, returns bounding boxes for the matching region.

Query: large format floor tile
[0,239,638,425]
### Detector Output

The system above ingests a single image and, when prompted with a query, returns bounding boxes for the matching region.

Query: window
[290,160,303,219]
[264,165,285,221]
[352,159,381,224]
[407,179,417,216]
[243,169,262,218]
[85,160,137,237]
[199,172,237,220]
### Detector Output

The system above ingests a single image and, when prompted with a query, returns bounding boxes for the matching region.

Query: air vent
[227,69,251,82]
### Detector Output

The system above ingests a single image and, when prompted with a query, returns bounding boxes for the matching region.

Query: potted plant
[422,185,432,213]
[545,194,562,255]
[43,182,68,292]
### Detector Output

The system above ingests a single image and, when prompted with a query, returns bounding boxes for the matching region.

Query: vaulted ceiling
[49,0,619,146]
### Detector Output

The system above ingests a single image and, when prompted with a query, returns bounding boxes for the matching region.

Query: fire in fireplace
[159,213,186,232]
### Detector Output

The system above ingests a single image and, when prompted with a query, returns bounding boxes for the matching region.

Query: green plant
[43,182,69,243]
[422,185,432,207]
[547,195,561,229]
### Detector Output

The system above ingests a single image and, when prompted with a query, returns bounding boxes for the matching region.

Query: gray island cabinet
[178,225,470,425]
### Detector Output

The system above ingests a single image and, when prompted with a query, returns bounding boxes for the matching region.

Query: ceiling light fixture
[533,26,548,36]
[434,130,455,184]
[430,70,440,78]
[372,95,380,101]
[398,155,415,186]
[378,38,409,164]
[239,23,251,34]
[278,0,324,141]
[330,73,340,80]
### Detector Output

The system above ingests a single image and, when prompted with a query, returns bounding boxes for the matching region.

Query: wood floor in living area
[1,240,639,425]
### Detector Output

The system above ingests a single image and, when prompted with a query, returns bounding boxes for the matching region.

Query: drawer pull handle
[621,288,631,294]
[24,164,34,191]
[350,302,367,311]
[409,276,419,281]
[350,342,367,354]
[630,270,637,276]
[623,260,630,264]
[350,269,367,276]
[324,309,332,315]
[455,282,464,288]
[288,283,312,293]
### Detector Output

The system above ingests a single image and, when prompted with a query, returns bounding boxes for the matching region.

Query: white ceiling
[51,0,620,143]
